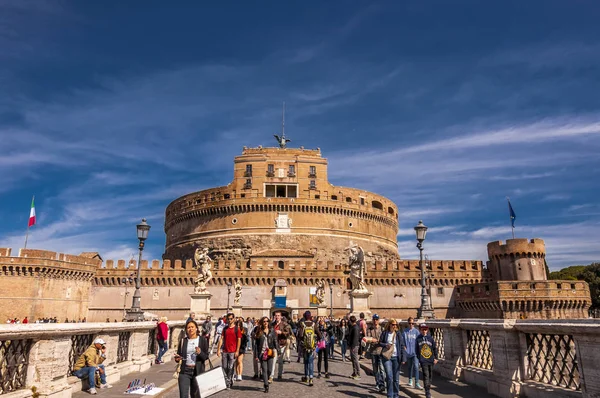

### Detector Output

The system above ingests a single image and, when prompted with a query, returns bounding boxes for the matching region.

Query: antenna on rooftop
[274,101,291,148]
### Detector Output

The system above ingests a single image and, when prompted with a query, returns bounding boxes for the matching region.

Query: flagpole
[24,195,34,249]
[507,197,515,239]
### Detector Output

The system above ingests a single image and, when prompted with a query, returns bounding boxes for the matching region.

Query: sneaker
[416,383,423,390]
[308,378,314,387]
[100,383,112,389]
[316,373,321,379]
[301,376,307,383]
[378,386,386,393]
[88,388,97,395]
[408,379,413,387]
[324,373,330,379]
[352,375,361,380]
[268,377,273,384]
[237,375,243,381]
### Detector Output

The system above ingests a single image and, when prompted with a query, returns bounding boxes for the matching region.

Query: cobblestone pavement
[161,352,494,398]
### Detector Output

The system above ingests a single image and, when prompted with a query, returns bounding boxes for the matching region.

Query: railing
[423,319,600,398]
[526,333,580,390]
[117,332,131,363]
[0,339,32,394]
[430,327,445,360]
[466,329,493,370]
[0,321,186,396]
[68,334,94,376]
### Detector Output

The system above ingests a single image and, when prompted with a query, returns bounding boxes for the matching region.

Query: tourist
[72,338,112,394]
[244,317,254,350]
[337,319,349,361]
[366,314,386,392]
[271,311,292,381]
[402,317,422,389]
[298,311,321,386]
[174,320,209,398]
[156,316,169,364]
[347,315,361,380]
[251,319,262,379]
[201,315,213,343]
[186,312,196,323]
[234,319,249,381]
[210,315,226,354]
[416,324,438,398]
[216,313,241,389]
[358,312,367,359]
[327,317,336,359]
[316,316,331,379]
[380,319,405,398]
[22,316,28,324]
[254,316,276,393]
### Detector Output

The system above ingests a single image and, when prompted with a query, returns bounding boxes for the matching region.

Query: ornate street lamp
[226,280,232,312]
[329,281,334,317]
[415,220,435,320]
[126,218,151,321]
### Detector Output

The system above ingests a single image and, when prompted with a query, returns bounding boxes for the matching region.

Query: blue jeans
[382,356,400,398]
[74,364,106,389]
[340,340,347,359]
[371,354,386,389]
[303,350,315,378]
[407,354,420,384]
[157,340,168,362]
[328,337,335,357]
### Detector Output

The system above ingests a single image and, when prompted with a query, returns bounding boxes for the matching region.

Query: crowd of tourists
[5,316,88,324]
[174,311,439,398]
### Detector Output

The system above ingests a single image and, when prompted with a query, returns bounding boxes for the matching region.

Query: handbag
[381,332,395,360]
[317,339,327,350]
[172,361,181,379]
[195,362,226,398]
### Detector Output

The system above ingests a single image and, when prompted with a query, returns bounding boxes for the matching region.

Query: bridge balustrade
[0,321,186,398]
[425,319,600,398]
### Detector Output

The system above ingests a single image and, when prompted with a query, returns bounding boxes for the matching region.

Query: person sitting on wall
[73,338,113,395]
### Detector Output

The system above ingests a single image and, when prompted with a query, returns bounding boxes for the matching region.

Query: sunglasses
[391,324,398,327]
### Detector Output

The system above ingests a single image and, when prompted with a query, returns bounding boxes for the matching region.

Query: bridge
[0,319,597,398]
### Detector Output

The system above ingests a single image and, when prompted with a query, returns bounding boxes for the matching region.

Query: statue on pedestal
[346,242,367,292]
[315,279,326,305]
[194,247,213,293]
[234,280,242,305]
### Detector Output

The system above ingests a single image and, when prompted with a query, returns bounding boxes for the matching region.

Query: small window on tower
[288,165,296,176]
[267,164,275,176]
[309,165,316,177]
[309,180,316,189]
[245,164,252,177]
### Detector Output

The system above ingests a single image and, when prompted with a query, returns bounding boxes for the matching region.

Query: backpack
[303,323,317,351]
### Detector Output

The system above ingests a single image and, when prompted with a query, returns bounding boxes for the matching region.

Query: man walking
[403,317,422,389]
[202,315,213,344]
[298,311,321,386]
[366,314,385,392]
[271,311,292,381]
[415,324,438,398]
[210,315,226,354]
[216,313,242,389]
[347,315,361,380]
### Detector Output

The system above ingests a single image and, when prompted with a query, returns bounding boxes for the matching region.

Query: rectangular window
[265,185,276,197]
[512,283,518,290]
[276,185,286,197]
[287,185,297,198]
[571,283,576,290]
[309,165,316,177]
[314,195,320,199]
[437,287,444,295]
[268,164,274,173]
[557,283,562,289]
[244,179,252,189]
[245,164,252,177]
[224,193,230,199]
[360,197,365,205]
[288,165,295,176]
[309,180,316,189]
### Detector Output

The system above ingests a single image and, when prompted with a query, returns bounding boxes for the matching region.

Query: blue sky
[1,1,600,269]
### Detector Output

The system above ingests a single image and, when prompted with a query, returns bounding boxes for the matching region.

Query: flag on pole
[507,198,516,228]
[28,197,36,227]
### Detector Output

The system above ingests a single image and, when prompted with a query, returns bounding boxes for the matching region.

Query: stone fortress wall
[0,248,100,322]
[87,256,488,322]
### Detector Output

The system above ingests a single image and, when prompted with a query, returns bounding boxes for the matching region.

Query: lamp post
[329,281,334,317]
[415,220,435,320]
[226,280,232,312]
[122,273,135,320]
[126,218,151,321]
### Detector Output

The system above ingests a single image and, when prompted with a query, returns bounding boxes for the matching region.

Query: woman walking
[156,317,169,364]
[316,317,331,378]
[235,319,249,381]
[338,319,349,361]
[254,316,276,393]
[379,319,406,398]
[174,320,209,398]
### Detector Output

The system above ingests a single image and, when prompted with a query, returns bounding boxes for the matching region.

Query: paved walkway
[157,351,495,398]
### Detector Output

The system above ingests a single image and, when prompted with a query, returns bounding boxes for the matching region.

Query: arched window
[372,200,383,210]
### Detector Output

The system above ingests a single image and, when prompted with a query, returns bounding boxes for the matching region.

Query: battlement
[487,238,546,258]
[241,146,322,157]
[0,247,102,267]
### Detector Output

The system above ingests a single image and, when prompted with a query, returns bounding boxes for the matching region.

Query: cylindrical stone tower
[486,238,547,281]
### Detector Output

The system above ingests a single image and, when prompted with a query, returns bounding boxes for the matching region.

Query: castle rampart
[487,238,547,281]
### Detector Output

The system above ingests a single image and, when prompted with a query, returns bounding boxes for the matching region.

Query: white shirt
[386,332,398,358]
[186,337,200,366]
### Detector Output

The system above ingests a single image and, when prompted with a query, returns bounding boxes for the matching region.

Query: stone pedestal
[232,305,243,318]
[317,304,329,317]
[348,290,373,317]
[189,292,212,318]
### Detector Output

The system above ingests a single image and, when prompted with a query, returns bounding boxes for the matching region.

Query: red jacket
[157,322,168,341]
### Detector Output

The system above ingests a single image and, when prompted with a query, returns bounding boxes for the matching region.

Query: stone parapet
[425,319,599,398]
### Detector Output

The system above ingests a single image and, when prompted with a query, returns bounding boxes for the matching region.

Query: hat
[372,314,380,320]
[419,323,428,329]
[94,338,106,345]
[303,311,312,319]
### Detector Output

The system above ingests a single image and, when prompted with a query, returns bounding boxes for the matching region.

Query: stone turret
[487,238,547,281]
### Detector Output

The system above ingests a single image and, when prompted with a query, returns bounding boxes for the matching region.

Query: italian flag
[28,197,36,227]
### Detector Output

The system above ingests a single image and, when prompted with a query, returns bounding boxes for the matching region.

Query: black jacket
[177,336,209,375]
[253,331,276,360]
[347,324,361,348]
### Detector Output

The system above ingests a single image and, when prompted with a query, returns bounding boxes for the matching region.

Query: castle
[0,144,591,321]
